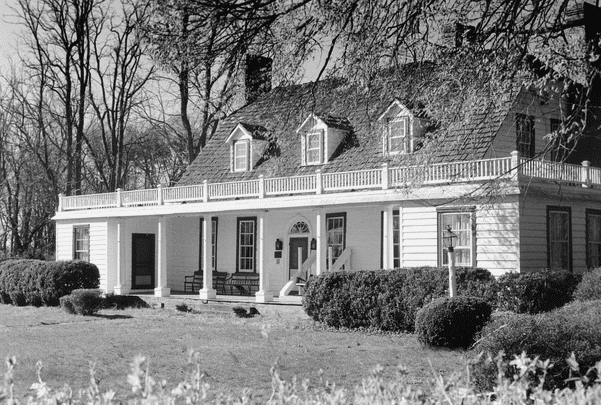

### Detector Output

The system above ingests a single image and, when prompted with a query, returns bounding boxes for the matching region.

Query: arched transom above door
[289,221,310,234]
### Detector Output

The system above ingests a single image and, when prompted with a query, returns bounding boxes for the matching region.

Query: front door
[289,237,308,279]
[132,233,155,289]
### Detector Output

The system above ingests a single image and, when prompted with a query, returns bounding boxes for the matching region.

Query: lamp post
[442,225,458,297]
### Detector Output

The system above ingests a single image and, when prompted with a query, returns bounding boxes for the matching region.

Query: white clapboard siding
[400,207,437,267]
[166,217,200,291]
[89,222,108,291]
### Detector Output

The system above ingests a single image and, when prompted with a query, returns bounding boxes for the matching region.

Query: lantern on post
[442,225,458,297]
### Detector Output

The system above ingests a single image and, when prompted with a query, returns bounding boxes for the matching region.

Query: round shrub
[303,267,496,332]
[415,296,492,349]
[574,268,601,301]
[60,289,104,316]
[0,259,100,306]
[471,299,601,391]
[496,271,581,314]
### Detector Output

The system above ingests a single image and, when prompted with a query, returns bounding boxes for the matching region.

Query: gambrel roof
[178,63,520,186]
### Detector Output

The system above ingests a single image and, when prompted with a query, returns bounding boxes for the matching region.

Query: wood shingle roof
[178,63,519,186]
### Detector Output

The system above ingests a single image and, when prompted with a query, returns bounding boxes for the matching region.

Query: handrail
[330,248,351,273]
[279,251,317,297]
[57,153,601,212]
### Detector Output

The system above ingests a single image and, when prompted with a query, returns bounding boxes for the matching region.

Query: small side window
[234,141,249,172]
[73,226,90,261]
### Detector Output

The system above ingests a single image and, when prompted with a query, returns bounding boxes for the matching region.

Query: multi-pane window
[388,117,408,153]
[548,207,571,271]
[439,212,472,266]
[199,218,218,271]
[587,210,601,268]
[393,211,400,268]
[516,114,535,158]
[306,131,322,164]
[237,218,256,272]
[326,213,346,268]
[234,141,248,171]
[73,226,90,261]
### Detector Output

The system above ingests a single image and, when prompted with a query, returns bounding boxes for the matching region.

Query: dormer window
[379,99,427,156]
[306,131,323,164]
[388,117,408,153]
[234,140,249,171]
[226,123,270,173]
[297,114,351,166]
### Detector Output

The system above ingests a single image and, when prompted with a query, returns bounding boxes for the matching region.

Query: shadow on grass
[103,294,150,310]
[92,314,133,320]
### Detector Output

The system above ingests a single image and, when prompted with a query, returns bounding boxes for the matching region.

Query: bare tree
[85,0,156,192]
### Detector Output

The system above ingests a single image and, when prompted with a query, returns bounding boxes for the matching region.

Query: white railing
[121,189,159,207]
[61,192,118,210]
[520,159,583,184]
[208,179,259,199]
[265,175,316,195]
[58,152,601,211]
[330,247,352,273]
[390,157,513,186]
[323,169,381,191]
[163,184,204,203]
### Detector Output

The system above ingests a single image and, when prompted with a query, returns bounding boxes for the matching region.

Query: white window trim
[388,116,409,154]
[233,140,249,172]
[438,211,475,267]
[305,131,323,165]
[237,218,256,272]
[73,225,90,262]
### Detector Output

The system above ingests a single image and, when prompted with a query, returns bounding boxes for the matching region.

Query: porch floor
[130,291,302,306]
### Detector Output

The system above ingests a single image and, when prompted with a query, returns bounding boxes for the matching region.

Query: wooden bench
[184,271,228,294]
[224,272,260,296]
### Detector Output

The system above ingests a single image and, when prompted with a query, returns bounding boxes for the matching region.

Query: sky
[0,0,20,72]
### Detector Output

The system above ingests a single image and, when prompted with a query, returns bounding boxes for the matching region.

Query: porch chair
[184,270,230,294]
[183,271,203,293]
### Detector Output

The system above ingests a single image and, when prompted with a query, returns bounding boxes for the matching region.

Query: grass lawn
[0,303,465,401]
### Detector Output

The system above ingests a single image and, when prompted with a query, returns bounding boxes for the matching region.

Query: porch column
[199,216,216,299]
[386,205,395,269]
[154,216,171,297]
[315,210,324,275]
[256,213,274,302]
[382,208,390,270]
[114,219,130,295]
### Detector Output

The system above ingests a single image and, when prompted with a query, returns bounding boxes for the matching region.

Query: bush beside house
[574,267,601,301]
[495,271,581,314]
[415,296,492,349]
[0,259,99,306]
[471,299,601,391]
[303,267,494,332]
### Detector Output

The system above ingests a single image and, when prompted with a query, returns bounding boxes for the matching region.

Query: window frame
[73,225,90,262]
[380,210,401,269]
[236,217,257,273]
[199,217,219,271]
[586,209,601,269]
[547,206,572,272]
[326,212,347,269]
[305,130,323,165]
[437,209,475,267]
[233,140,249,172]
[387,116,409,154]
[516,113,535,158]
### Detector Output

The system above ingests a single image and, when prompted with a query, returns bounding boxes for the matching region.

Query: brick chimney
[231,55,273,112]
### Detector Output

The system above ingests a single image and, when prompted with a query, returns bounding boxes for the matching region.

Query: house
[52,58,601,303]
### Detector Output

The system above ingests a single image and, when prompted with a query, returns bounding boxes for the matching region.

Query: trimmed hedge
[471,299,601,391]
[415,296,492,349]
[574,267,601,301]
[303,267,494,332]
[60,289,104,315]
[496,271,581,314]
[0,259,100,306]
